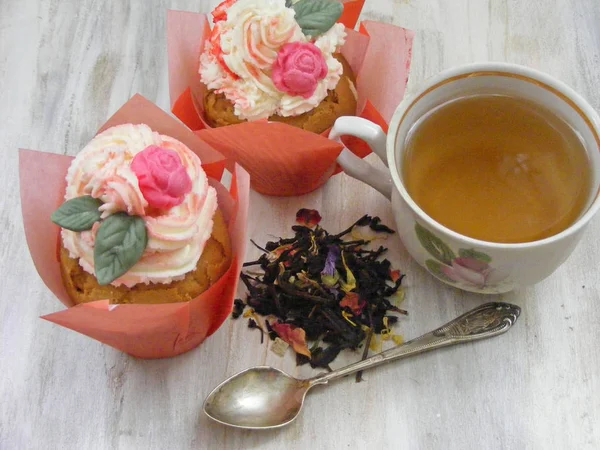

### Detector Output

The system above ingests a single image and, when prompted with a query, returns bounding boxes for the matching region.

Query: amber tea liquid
[402,95,591,243]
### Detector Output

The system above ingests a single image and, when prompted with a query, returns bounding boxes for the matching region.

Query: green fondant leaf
[458,248,492,263]
[285,0,294,7]
[415,223,456,265]
[293,0,343,38]
[51,196,103,231]
[94,213,148,286]
[425,259,455,284]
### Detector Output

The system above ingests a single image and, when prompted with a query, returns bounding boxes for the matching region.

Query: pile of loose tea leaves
[232,209,407,372]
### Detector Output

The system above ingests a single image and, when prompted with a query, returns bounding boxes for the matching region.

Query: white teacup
[331,62,600,294]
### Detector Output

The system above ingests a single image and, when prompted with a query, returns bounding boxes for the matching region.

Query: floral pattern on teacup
[415,223,510,292]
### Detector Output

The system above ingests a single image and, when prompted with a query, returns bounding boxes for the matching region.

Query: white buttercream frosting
[199,0,347,120]
[62,124,218,287]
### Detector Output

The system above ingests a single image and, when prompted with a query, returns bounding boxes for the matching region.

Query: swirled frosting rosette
[58,123,218,287]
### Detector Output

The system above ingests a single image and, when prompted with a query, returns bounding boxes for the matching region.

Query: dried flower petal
[322,245,340,276]
[339,251,357,293]
[271,337,289,357]
[296,208,322,228]
[321,270,340,288]
[341,310,357,326]
[350,225,379,243]
[271,322,311,357]
[267,243,295,262]
[339,292,366,316]
[295,271,321,290]
[309,234,319,255]
[369,335,382,352]
[392,335,404,345]
[388,289,405,307]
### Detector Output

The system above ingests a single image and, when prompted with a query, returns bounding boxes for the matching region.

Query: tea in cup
[331,63,600,293]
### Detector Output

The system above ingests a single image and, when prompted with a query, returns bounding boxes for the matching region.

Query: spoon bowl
[204,367,311,429]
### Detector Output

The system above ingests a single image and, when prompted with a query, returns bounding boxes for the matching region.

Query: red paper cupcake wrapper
[167,2,414,196]
[19,95,250,359]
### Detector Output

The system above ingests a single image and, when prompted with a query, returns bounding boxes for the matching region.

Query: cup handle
[330,117,393,199]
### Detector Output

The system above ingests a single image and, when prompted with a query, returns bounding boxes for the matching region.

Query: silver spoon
[204,302,520,430]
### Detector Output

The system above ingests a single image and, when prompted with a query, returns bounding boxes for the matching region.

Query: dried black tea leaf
[232,299,246,319]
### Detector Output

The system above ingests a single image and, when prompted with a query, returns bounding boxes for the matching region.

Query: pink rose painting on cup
[415,223,510,291]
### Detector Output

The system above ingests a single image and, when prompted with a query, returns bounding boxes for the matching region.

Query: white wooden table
[2,0,600,448]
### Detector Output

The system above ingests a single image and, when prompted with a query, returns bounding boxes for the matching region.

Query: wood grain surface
[2,0,599,448]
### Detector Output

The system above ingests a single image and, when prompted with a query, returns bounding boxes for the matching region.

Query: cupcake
[199,0,357,134]
[52,123,231,305]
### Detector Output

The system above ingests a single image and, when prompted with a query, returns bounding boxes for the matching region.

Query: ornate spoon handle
[309,302,521,386]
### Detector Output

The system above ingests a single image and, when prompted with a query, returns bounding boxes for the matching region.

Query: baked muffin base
[203,54,357,134]
[60,209,232,305]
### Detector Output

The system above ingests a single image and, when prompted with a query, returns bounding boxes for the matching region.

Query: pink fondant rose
[272,42,328,99]
[131,145,192,210]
